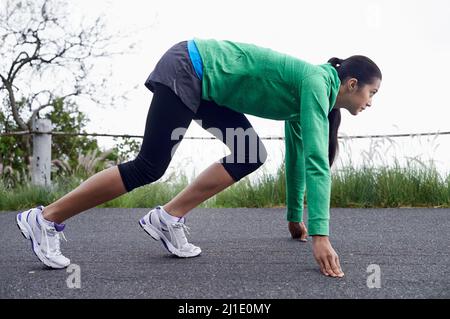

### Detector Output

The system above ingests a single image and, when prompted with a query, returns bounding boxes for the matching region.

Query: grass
[1,134,449,211]
[0,156,449,212]
[331,160,450,208]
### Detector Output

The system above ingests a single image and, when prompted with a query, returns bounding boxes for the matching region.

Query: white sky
[68,0,450,178]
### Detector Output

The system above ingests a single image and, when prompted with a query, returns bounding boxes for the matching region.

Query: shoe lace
[41,226,67,257]
[170,222,191,248]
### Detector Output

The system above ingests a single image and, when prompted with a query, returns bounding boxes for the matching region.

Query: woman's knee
[247,138,267,167]
[220,143,267,182]
[257,140,268,165]
[244,139,267,175]
[118,154,168,191]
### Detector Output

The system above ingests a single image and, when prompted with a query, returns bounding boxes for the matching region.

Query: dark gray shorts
[144,40,203,114]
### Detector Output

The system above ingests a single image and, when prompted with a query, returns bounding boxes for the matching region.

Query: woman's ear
[347,78,359,92]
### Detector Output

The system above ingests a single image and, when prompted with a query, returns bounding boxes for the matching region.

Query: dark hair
[327,55,382,167]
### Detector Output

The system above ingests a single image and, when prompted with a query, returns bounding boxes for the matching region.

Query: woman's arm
[284,120,306,223]
[299,74,344,278]
[299,75,332,236]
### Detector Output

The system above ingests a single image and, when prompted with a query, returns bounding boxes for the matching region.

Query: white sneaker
[16,206,70,269]
[139,206,201,258]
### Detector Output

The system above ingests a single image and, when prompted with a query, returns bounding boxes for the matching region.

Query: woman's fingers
[335,255,345,277]
[328,255,344,278]
[300,222,308,242]
[322,257,337,277]
[315,257,328,276]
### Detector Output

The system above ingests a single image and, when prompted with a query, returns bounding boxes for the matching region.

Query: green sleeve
[298,75,332,236]
[284,120,306,223]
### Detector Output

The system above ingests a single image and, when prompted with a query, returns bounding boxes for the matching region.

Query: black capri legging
[117,83,267,193]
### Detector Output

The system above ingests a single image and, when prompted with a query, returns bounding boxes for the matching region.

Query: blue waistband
[187,39,203,80]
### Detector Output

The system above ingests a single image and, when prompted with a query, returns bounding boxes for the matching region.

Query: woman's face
[339,77,382,116]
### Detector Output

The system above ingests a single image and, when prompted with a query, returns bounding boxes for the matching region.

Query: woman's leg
[162,162,235,218]
[43,82,197,223]
[163,99,267,217]
[43,166,127,224]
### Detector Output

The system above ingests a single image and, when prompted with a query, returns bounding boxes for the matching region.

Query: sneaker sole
[138,218,201,258]
[16,212,69,269]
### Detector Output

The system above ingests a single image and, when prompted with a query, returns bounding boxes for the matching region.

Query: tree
[0,0,134,169]
[45,98,101,169]
[0,97,104,188]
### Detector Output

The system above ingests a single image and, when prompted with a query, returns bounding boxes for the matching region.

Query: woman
[16,38,382,278]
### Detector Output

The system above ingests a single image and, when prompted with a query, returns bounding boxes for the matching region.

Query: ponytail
[327,57,344,68]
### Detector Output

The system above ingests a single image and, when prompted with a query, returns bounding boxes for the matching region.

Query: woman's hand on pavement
[312,235,345,278]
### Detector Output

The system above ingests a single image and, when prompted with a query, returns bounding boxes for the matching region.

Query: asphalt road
[1,207,449,299]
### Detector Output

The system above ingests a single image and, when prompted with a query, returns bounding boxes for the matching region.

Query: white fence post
[31,118,52,187]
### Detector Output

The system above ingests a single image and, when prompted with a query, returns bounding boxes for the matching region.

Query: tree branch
[3,80,28,131]
[1,0,139,133]
[28,91,79,127]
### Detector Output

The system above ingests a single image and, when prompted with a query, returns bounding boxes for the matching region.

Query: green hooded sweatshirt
[193,37,341,236]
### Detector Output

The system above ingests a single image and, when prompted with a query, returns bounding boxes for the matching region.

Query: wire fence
[2,130,450,139]
[2,120,449,187]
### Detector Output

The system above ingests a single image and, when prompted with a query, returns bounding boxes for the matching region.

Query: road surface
[1,207,448,299]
